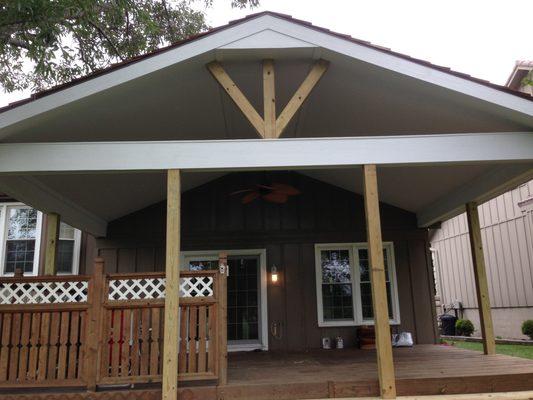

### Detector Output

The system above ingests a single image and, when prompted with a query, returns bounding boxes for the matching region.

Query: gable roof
[1,10,532,117]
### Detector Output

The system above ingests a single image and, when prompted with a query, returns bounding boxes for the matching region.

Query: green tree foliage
[0,0,258,92]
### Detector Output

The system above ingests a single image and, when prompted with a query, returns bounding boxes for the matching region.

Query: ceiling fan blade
[242,191,260,204]
[262,192,289,204]
[271,183,301,196]
[256,184,274,190]
[231,188,254,196]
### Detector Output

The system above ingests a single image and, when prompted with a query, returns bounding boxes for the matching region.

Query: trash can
[440,314,457,336]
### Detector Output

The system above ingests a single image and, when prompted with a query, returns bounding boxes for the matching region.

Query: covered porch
[0,11,533,400]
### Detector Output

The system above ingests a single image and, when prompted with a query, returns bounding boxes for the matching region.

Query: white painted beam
[0,133,532,174]
[417,164,533,227]
[0,176,107,236]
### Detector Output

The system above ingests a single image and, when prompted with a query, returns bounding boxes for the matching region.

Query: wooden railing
[0,275,91,388]
[0,257,226,391]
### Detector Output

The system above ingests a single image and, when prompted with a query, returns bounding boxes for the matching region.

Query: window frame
[56,222,82,275]
[315,242,401,327]
[0,203,43,277]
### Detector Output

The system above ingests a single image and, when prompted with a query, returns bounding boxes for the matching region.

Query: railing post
[218,252,228,386]
[85,257,106,391]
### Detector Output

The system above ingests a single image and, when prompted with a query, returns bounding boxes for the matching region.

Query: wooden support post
[363,164,396,399]
[218,252,228,386]
[44,213,60,275]
[162,169,181,400]
[263,59,276,139]
[466,202,496,355]
[85,257,105,391]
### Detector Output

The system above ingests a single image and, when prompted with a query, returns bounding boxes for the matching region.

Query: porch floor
[219,344,533,399]
[4,345,533,400]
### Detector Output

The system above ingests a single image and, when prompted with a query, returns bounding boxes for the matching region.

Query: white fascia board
[0,133,532,174]
[0,176,107,236]
[417,164,533,227]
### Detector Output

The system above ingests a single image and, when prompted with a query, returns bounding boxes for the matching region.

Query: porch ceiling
[2,161,530,236]
[1,51,532,144]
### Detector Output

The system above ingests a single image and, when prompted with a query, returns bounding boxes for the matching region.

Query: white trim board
[1,14,533,135]
[180,249,269,352]
[0,133,532,174]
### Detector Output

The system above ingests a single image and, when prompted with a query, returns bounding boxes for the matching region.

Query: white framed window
[315,242,400,327]
[0,204,43,276]
[56,222,82,275]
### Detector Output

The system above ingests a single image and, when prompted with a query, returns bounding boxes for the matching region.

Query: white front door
[181,249,268,351]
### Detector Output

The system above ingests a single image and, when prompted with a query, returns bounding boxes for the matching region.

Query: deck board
[2,344,533,399]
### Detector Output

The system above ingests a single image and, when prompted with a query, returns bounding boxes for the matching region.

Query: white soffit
[218,29,316,49]
[1,13,533,133]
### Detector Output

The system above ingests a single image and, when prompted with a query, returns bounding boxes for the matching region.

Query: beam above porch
[0,132,532,174]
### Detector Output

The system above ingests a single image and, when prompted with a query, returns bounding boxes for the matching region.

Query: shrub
[455,319,475,337]
[522,320,533,340]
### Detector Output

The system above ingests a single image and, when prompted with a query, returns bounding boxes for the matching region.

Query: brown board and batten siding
[81,172,437,350]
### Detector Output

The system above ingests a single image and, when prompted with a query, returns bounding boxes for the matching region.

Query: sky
[1,0,531,107]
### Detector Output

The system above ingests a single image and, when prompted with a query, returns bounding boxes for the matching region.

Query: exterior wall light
[271,265,279,284]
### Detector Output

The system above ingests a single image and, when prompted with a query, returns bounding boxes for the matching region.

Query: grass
[444,340,533,360]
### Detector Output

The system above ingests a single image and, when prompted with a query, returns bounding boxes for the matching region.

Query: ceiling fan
[231,183,301,204]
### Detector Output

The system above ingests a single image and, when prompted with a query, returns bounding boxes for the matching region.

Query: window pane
[57,240,74,274]
[321,249,351,283]
[322,283,353,320]
[59,222,75,240]
[358,248,393,320]
[7,208,37,240]
[320,249,353,321]
[188,260,218,271]
[5,240,35,273]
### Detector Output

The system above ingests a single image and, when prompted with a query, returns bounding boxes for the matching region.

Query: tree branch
[87,20,125,61]
[7,36,29,50]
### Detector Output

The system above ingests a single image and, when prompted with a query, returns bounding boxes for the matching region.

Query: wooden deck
[2,344,533,399]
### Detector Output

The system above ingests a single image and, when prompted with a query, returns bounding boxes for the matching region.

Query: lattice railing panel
[107,276,215,300]
[108,278,166,301]
[0,281,88,304]
[179,276,214,298]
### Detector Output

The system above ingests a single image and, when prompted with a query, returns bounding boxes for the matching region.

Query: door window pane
[320,249,353,321]
[5,208,38,274]
[227,257,259,341]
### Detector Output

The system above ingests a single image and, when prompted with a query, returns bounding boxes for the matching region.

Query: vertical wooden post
[363,164,396,399]
[44,213,60,275]
[218,252,228,386]
[466,202,496,355]
[263,59,276,139]
[85,257,105,391]
[162,169,181,400]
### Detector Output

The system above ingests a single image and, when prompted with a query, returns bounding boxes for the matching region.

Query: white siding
[431,180,533,309]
